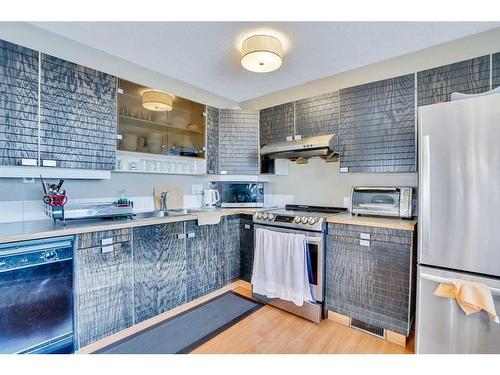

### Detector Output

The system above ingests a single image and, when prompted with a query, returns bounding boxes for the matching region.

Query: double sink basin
[133,208,205,220]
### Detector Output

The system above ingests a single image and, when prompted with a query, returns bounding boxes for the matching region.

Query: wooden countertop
[326,213,417,231]
[0,208,263,245]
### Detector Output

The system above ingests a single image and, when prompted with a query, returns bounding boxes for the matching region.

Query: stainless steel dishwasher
[0,236,75,354]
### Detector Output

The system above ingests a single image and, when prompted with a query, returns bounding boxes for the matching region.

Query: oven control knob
[301,216,309,224]
[308,217,317,225]
[255,212,262,219]
[294,216,301,223]
[268,213,275,220]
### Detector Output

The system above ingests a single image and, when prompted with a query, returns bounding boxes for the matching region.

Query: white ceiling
[32,22,500,102]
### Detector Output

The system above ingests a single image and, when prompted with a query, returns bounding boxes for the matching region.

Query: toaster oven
[350,186,414,218]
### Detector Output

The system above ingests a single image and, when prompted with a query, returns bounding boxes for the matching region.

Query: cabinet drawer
[328,223,413,245]
[77,228,131,250]
[328,233,411,260]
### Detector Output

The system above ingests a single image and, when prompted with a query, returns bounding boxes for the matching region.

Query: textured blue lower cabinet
[239,215,254,282]
[75,229,133,349]
[133,222,187,324]
[221,215,241,283]
[185,220,225,302]
[325,223,416,336]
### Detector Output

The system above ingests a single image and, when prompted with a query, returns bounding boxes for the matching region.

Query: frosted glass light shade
[142,90,173,111]
[241,35,283,73]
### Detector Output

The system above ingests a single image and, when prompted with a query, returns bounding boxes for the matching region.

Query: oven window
[222,184,260,204]
[305,243,318,285]
[352,189,400,213]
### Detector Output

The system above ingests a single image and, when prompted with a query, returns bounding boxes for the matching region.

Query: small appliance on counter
[203,189,220,209]
[350,186,414,218]
[212,182,264,208]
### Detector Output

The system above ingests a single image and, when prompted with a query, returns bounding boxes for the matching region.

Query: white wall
[265,158,417,207]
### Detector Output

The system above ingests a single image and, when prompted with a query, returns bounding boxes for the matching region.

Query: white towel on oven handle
[251,227,313,306]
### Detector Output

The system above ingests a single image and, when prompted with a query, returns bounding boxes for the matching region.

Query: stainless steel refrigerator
[416,93,500,353]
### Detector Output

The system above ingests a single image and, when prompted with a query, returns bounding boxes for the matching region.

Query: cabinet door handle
[101,238,114,246]
[359,239,370,247]
[177,233,187,239]
[360,233,370,240]
[187,232,195,238]
[244,224,251,229]
[20,158,37,166]
[101,245,114,254]
[42,159,57,167]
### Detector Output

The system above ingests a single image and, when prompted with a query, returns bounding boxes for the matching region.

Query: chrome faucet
[160,191,168,211]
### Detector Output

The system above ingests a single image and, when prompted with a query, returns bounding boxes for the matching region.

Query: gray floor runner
[95,291,263,354]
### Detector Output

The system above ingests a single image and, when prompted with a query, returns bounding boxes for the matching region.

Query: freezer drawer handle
[420,273,500,296]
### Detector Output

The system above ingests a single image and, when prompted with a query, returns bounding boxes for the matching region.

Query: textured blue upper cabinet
[259,102,294,145]
[0,40,39,166]
[40,54,117,169]
[206,106,219,175]
[492,53,500,88]
[417,55,490,106]
[339,74,416,173]
[295,91,340,138]
[218,109,259,175]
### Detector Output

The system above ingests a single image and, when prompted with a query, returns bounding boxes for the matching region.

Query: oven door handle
[354,187,399,192]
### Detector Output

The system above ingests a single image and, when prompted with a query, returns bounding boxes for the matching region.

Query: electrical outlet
[23,177,35,184]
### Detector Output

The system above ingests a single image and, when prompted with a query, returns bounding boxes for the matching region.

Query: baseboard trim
[77,280,246,354]
[327,310,408,348]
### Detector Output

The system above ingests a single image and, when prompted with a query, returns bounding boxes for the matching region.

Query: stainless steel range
[252,204,347,323]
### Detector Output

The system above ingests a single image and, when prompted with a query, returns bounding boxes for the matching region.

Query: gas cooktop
[253,204,348,232]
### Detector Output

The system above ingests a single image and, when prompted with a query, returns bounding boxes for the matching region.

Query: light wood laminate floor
[192,288,414,354]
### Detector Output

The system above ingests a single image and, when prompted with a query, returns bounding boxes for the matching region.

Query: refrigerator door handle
[420,272,500,296]
[421,135,431,256]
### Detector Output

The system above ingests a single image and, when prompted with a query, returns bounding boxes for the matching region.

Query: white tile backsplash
[183,194,203,208]
[0,201,24,223]
[22,200,46,222]
[264,194,294,207]
[343,196,351,209]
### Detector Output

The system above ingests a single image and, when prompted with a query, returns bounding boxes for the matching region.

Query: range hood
[260,134,338,161]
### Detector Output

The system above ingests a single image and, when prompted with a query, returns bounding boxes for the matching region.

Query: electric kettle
[203,189,220,208]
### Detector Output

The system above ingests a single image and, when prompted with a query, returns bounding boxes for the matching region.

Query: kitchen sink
[166,208,203,215]
[133,209,202,220]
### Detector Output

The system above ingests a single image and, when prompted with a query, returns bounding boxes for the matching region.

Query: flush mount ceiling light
[142,90,173,111]
[241,34,283,73]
